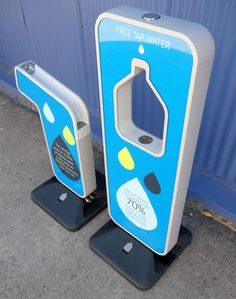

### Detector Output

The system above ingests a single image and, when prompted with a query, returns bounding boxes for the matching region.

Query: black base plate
[31,170,107,231]
[89,220,192,290]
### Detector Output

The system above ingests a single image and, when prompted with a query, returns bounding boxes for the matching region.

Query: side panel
[15,70,85,197]
[97,17,194,254]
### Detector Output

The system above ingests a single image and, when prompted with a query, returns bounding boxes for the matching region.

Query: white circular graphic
[116,178,157,231]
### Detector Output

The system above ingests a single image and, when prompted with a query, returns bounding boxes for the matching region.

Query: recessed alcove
[114,59,168,157]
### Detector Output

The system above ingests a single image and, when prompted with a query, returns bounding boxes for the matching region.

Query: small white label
[123,242,133,253]
[58,192,67,202]
[116,178,157,231]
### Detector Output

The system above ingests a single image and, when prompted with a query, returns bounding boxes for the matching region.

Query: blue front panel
[98,18,193,253]
[16,70,84,197]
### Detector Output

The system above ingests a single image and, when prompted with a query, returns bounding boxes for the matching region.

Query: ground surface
[0,96,235,299]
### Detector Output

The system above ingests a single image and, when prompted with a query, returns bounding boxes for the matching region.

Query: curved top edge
[96,6,215,66]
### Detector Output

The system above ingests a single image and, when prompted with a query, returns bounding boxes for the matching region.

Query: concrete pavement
[0,95,235,299]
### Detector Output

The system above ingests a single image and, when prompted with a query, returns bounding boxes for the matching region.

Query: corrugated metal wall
[0,0,235,221]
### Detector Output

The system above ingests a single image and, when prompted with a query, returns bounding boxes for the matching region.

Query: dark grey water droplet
[52,135,80,181]
[144,172,161,194]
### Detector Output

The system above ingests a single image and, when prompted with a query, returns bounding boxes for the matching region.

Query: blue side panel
[0,0,235,221]
[16,70,84,197]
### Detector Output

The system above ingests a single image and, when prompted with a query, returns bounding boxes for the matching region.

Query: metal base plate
[31,170,107,231]
[89,220,192,290]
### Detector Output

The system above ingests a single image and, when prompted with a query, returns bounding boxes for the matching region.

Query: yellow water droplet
[118,147,135,170]
[63,126,75,146]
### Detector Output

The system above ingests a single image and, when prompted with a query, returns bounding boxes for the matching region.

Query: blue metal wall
[0,0,235,222]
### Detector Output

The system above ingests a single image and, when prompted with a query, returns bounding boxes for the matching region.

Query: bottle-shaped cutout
[114,58,168,157]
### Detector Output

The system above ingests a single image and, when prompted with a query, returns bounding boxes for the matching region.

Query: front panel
[96,8,214,254]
